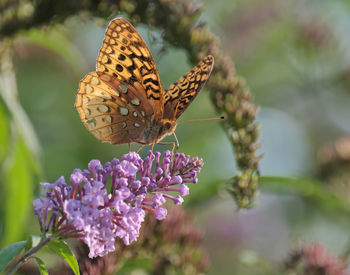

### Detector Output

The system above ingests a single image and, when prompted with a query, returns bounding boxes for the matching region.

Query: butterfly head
[155,119,178,143]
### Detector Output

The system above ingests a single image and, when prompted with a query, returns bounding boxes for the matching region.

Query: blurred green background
[2,0,350,274]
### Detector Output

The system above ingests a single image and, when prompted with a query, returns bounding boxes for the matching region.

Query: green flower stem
[6,235,53,275]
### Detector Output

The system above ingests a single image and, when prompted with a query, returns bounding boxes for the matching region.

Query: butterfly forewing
[163,55,214,120]
[97,18,164,120]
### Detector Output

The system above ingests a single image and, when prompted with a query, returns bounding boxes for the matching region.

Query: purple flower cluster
[33,151,203,258]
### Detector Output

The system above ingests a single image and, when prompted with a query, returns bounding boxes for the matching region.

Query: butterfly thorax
[141,119,177,145]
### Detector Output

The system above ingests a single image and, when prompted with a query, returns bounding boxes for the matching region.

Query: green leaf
[25,235,42,252]
[260,176,350,215]
[47,239,80,275]
[33,256,49,275]
[0,101,9,161]
[2,137,34,245]
[0,240,26,272]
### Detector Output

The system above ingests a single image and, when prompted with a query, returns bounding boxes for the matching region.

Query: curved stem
[6,235,53,275]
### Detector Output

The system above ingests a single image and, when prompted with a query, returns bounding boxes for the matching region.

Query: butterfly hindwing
[97,17,164,120]
[163,55,214,120]
[75,72,154,144]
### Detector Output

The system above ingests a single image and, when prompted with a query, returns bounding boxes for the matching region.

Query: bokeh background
[1,0,350,274]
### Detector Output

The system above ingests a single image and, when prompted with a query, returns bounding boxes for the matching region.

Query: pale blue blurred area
[258,107,312,176]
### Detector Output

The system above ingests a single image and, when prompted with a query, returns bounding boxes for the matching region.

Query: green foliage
[260,176,350,215]
[2,137,34,246]
[25,27,87,75]
[117,258,151,274]
[25,235,42,251]
[0,240,26,272]
[0,101,9,162]
[47,239,80,275]
[33,256,49,275]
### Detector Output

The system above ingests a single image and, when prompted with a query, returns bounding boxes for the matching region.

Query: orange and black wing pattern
[97,18,164,119]
[163,55,214,120]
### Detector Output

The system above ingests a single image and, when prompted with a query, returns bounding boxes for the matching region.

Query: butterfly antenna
[179,116,225,123]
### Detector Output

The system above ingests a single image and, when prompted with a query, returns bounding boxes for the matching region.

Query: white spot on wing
[131,98,140,106]
[91,76,100,85]
[101,92,112,99]
[119,107,129,116]
[107,87,120,97]
[120,84,128,94]
[106,116,113,123]
[86,84,93,93]
[84,108,91,116]
[98,105,109,113]
[82,95,89,104]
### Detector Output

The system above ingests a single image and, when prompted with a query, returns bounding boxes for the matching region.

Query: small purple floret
[154,208,167,220]
[33,150,203,258]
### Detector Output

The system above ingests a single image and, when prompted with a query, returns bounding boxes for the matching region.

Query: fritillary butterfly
[75,18,214,148]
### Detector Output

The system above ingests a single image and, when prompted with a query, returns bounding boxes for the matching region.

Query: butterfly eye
[164,122,171,130]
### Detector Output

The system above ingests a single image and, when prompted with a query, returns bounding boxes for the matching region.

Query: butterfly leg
[173,133,180,150]
[128,143,131,153]
[157,142,176,155]
[136,144,144,153]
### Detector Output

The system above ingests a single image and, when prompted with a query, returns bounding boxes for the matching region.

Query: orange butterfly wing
[163,55,214,120]
[97,18,164,120]
[75,72,156,144]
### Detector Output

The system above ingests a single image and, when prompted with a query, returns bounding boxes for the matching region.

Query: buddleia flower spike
[33,151,203,258]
